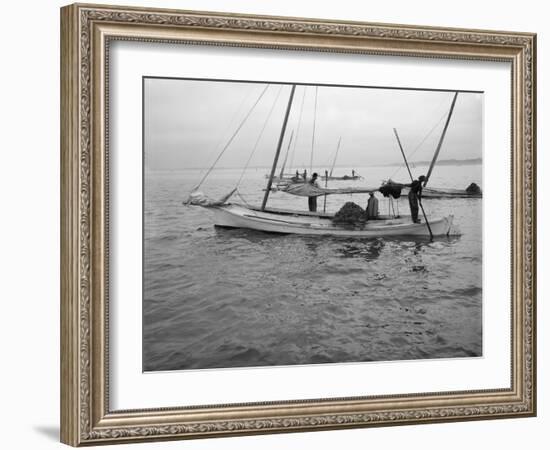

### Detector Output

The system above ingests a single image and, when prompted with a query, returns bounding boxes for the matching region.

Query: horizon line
[145,157,482,171]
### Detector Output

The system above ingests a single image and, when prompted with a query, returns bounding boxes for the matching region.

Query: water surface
[143,164,482,371]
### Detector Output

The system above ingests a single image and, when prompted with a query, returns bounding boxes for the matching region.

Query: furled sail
[184,188,237,206]
[281,182,378,198]
[281,181,482,199]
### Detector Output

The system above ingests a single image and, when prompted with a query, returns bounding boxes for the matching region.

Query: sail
[281,182,377,197]
[184,189,237,206]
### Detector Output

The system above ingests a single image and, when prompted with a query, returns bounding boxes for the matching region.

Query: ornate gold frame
[60,3,536,446]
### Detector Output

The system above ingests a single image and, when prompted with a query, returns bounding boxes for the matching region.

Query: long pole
[424,91,459,186]
[393,128,433,240]
[323,169,328,212]
[329,137,342,177]
[261,85,297,211]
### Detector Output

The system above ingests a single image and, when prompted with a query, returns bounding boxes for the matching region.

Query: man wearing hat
[407,175,426,223]
[308,172,320,212]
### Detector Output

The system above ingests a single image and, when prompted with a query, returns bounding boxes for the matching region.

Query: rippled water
[143,164,482,371]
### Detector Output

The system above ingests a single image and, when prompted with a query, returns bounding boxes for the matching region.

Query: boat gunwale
[244,203,412,220]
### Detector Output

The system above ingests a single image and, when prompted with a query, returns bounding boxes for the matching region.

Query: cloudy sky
[144,78,482,171]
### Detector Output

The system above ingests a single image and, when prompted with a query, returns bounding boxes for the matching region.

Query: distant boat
[320,173,362,181]
[264,172,297,179]
[266,172,363,182]
[320,138,362,181]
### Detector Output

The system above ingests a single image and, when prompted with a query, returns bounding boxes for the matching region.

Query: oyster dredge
[186,84,478,239]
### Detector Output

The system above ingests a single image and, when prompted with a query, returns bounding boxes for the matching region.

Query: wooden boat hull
[212,204,453,237]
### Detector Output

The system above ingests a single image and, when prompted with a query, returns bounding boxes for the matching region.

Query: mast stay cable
[190,84,270,192]
[235,85,284,188]
[387,108,448,181]
[288,86,307,174]
[192,85,255,188]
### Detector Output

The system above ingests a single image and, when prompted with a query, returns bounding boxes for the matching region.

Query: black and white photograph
[142,77,483,372]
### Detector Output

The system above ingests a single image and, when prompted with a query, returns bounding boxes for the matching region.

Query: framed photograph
[60,3,536,446]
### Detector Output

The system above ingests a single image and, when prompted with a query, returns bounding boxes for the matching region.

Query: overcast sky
[144,78,482,171]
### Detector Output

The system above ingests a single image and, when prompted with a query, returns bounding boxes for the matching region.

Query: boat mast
[261,84,297,211]
[278,130,295,179]
[309,86,318,174]
[329,137,342,177]
[424,91,459,186]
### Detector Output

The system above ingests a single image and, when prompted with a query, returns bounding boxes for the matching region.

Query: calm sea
[143,164,482,371]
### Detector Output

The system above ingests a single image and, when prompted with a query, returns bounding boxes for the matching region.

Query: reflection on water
[143,165,482,371]
[336,239,385,261]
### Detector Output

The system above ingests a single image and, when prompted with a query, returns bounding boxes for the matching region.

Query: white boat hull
[212,204,453,237]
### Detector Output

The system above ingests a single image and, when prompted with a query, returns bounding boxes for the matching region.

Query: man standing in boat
[366,192,379,220]
[308,172,320,212]
[407,175,426,223]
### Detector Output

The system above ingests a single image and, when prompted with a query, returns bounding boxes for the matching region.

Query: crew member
[407,175,426,223]
[308,172,320,212]
[366,192,379,219]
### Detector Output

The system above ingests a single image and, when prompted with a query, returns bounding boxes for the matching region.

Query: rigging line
[330,137,342,177]
[192,85,255,187]
[387,108,448,180]
[310,86,318,174]
[288,86,307,173]
[235,85,284,188]
[320,142,337,171]
[235,190,253,208]
[279,130,295,178]
[386,95,452,180]
[191,84,271,191]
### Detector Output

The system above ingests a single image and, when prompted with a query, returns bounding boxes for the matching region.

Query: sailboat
[319,138,362,181]
[210,203,453,237]
[186,84,459,238]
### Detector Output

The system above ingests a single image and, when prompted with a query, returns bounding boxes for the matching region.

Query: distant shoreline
[380,157,482,167]
[146,158,482,171]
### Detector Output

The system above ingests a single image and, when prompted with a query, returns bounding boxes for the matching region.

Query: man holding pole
[407,175,426,223]
[308,172,320,212]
